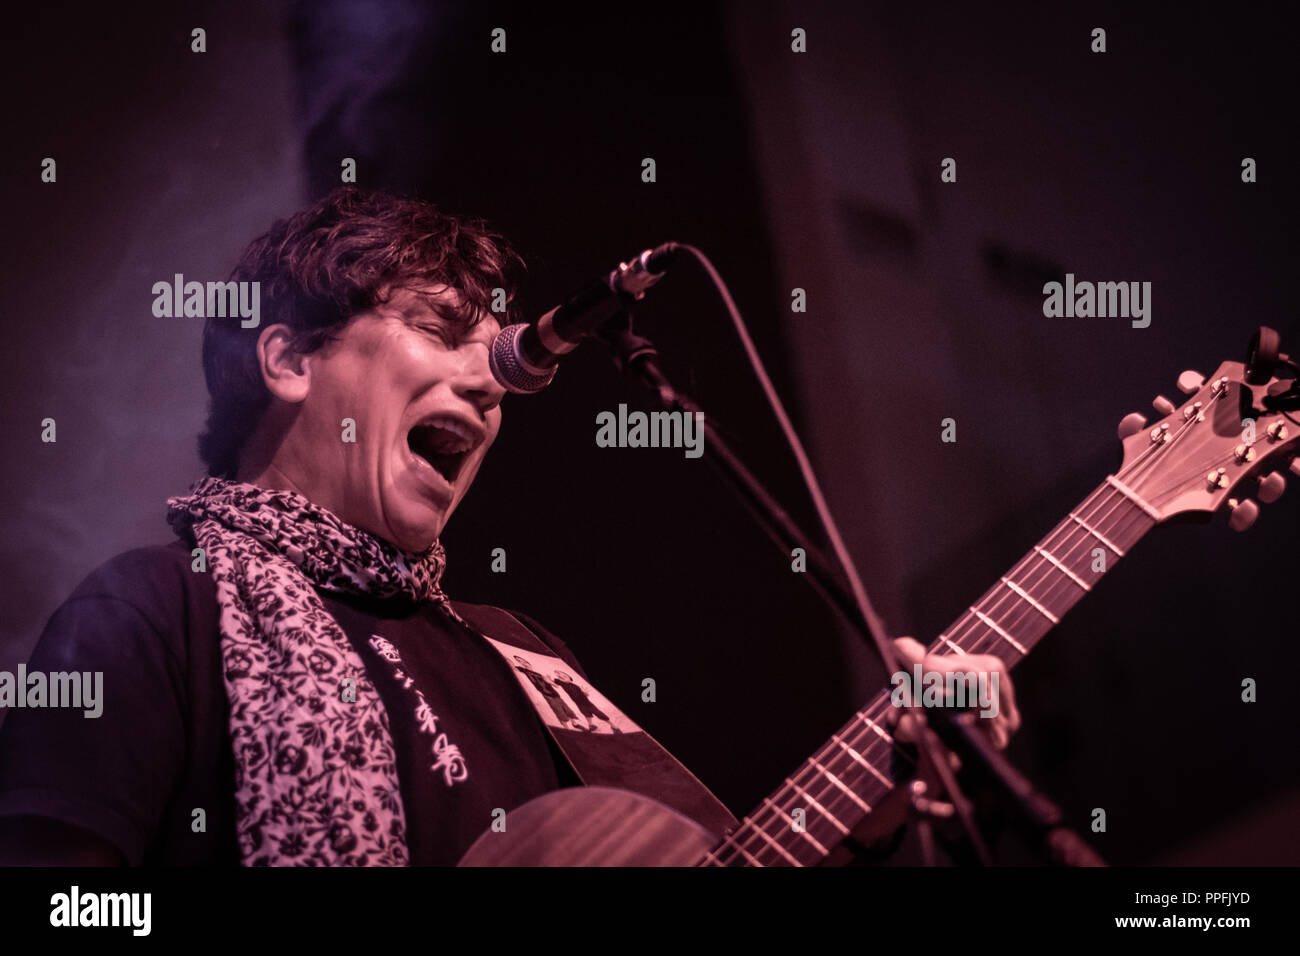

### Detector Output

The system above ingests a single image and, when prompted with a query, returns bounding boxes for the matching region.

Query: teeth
[421,416,477,444]
[410,415,479,457]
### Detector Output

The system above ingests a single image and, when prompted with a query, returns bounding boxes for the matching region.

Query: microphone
[489,242,680,393]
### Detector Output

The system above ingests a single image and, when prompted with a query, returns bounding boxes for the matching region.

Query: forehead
[338,284,499,358]
[379,283,501,340]
[379,284,457,319]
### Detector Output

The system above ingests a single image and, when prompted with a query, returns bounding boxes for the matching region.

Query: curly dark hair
[198,186,526,478]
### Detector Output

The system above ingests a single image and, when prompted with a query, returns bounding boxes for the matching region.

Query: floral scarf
[167,477,459,866]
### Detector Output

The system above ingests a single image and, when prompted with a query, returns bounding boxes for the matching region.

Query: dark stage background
[2,0,1297,865]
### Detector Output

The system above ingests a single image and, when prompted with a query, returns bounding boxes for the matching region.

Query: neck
[236,461,310,498]
[701,475,1159,866]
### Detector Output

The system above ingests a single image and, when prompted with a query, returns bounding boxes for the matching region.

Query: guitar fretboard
[701,475,1158,866]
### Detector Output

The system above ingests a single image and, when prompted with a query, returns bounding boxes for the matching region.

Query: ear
[256,324,312,403]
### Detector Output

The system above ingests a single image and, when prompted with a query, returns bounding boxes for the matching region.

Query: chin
[393,523,443,554]
[372,506,446,555]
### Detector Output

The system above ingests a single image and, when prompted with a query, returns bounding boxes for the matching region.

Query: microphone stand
[598,319,1104,867]
[599,323,871,635]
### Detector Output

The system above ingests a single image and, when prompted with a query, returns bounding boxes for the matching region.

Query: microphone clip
[611,243,680,300]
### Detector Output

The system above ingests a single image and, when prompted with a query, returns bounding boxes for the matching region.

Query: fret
[951,585,1052,661]
[1027,557,1096,622]
[809,758,873,814]
[1105,475,1161,521]
[708,479,1160,866]
[786,780,850,837]
[950,486,1155,662]
[733,842,763,866]
[1068,510,1126,556]
[969,606,1028,655]
[1000,576,1059,624]
[774,785,847,853]
[830,732,893,788]
[764,794,833,855]
[752,803,806,865]
[856,712,893,744]
[1034,545,1091,591]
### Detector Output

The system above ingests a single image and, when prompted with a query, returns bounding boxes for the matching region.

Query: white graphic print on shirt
[368,634,468,786]
[482,637,637,735]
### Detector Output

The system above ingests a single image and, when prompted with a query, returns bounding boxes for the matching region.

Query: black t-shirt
[0,540,585,865]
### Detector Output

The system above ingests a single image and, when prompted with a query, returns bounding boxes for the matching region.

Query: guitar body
[457,787,717,866]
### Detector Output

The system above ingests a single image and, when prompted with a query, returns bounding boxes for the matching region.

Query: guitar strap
[453,602,739,839]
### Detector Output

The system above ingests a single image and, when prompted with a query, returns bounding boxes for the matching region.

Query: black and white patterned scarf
[167,477,461,866]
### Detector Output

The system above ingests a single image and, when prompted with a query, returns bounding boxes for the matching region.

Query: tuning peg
[1117,412,1148,440]
[1152,395,1176,416]
[1177,370,1205,394]
[1258,472,1286,503]
[1227,498,1260,532]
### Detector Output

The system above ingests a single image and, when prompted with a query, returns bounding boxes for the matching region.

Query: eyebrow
[399,299,475,329]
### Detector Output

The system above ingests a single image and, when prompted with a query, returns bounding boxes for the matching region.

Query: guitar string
[710,476,1166,866]
[711,460,1205,866]
[883,391,1221,674]
[707,409,1230,865]
[933,405,1212,651]
[928,439,1238,715]
[703,478,1135,865]
[701,523,1098,863]
[706,478,1142,865]
[705,391,1234,865]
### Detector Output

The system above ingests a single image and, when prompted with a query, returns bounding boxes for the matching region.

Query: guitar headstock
[1115,327,1300,529]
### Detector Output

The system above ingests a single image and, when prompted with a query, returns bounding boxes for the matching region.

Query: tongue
[411,424,461,453]
[409,427,461,480]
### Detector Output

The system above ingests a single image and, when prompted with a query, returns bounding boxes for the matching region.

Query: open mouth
[406,416,481,486]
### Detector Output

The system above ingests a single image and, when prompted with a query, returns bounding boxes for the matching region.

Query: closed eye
[416,322,456,347]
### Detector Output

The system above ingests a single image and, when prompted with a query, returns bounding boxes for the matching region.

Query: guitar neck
[701,475,1159,866]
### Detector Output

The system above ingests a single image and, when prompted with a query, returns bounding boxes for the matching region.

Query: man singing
[0,187,1019,865]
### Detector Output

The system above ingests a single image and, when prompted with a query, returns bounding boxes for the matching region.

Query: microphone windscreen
[490,322,557,394]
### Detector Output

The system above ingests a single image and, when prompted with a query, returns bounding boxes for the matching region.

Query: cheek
[455,432,497,495]
[397,332,461,380]
[476,423,501,470]
[302,393,347,447]
[484,415,502,449]
[307,362,368,426]
[464,441,493,482]
[323,372,403,444]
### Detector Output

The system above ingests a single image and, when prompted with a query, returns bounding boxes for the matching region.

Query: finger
[1001,674,1021,733]
[985,666,1019,735]
[893,636,925,667]
[935,653,1018,727]
[896,713,917,743]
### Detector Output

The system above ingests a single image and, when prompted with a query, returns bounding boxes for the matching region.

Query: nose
[453,339,507,413]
